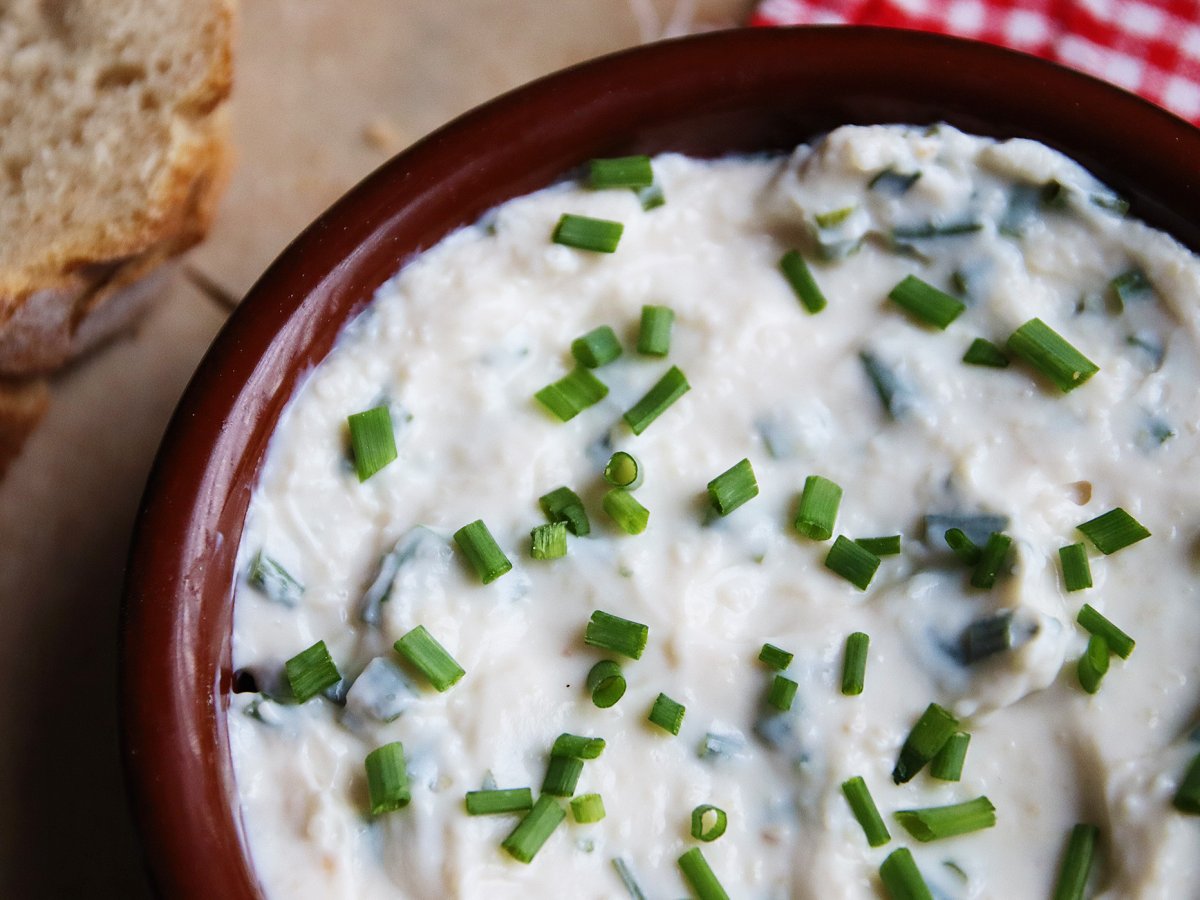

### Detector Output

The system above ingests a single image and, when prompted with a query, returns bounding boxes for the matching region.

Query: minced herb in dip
[228,125,1200,899]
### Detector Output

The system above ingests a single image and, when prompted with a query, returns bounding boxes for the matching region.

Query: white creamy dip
[227,125,1200,899]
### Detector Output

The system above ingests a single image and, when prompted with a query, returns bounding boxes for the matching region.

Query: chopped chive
[1059,543,1093,592]
[535,367,609,421]
[541,755,585,797]
[1077,634,1110,694]
[465,787,534,816]
[678,847,730,900]
[1076,604,1135,659]
[1173,752,1200,813]
[959,613,1013,664]
[1091,192,1130,216]
[502,795,566,863]
[648,692,686,735]
[794,474,842,540]
[944,528,981,565]
[588,155,653,189]
[815,205,855,228]
[623,365,690,434]
[586,660,627,708]
[824,535,881,591]
[841,632,869,696]
[869,168,921,195]
[841,776,890,847]
[894,796,996,842]
[637,305,675,356]
[540,485,590,537]
[1006,318,1099,392]
[879,847,933,900]
[603,488,649,534]
[1077,507,1150,555]
[707,458,759,516]
[962,337,1009,368]
[759,642,794,671]
[779,250,828,314]
[1110,268,1152,305]
[571,325,623,368]
[604,451,643,489]
[925,513,1008,547]
[613,858,648,900]
[570,792,606,823]
[636,182,665,211]
[860,351,913,420]
[285,640,341,703]
[690,804,728,842]
[855,535,901,556]
[1052,823,1099,900]
[893,702,959,784]
[930,732,971,781]
[970,532,1012,589]
[393,625,465,692]
[888,275,966,329]
[552,213,623,253]
[999,182,1043,237]
[247,551,303,606]
[584,610,648,660]
[767,674,798,711]
[1041,179,1071,209]
[552,733,606,760]
[347,406,398,481]
[530,522,568,560]
[453,519,512,583]
[365,742,410,814]
[892,221,983,240]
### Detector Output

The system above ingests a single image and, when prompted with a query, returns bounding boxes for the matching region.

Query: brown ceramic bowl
[121,26,1200,898]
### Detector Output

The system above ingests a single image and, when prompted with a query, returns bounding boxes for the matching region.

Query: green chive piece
[604,451,643,489]
[815,205,855,229]
[869,168,921,195]
[1076,604,1135,659]
[1111,268,1152,305]
[841,776,891,847]
[860,351,913,420]
[613,858,648,899]
[930,732,971,781]
[540,485,590,536]
[393,625,465,692]
[584,610,648,660]
[552,733,606,760]
[894,797,996,842]
[465,787,533,816]
[347,406,398,482]
[1077,507,1151,554]
[1091,192,1130,216]
[1052,823,1099,900]
[623,365,690,434]
[535,367,609,421]
[970,532,1012,589]
[637,304,675,356]
[1059,543,1093,592]
[365,742,410,815]
[794,475,843,540]
[855,535,901,556]
[1006,318,1099,392]
[586,660,627,708]
[888,275,966,329]
[603,488,649,535]
[893,703,959,784]
[571,325,623,368]
[707,458,759,516]
[541,754,585,797]
[1077,634,1110,694]
[588,155,653,190]
[690,804,728,842]
[648,692,686,735]
[944,528,981,565]
[1041,179,1071,209]
[768,674,798,711]
[779,250,828,313]
[570,792,606,823]
[285,640,341,703]
[759,642,794,671]
[677,847,730,900]
[960,613,1013,664]
[962,337,1010,368]
[502,795,566,863]
[552,213,623,253]
[1173,752,1200,813]
[841,632,869,696]
[880,847,933,900]
[530,522,568,560]
[824,535,881,590]
[892,221,983,240]
[247,551,303,606]
[453,519,512,583]
[636,182,665,211]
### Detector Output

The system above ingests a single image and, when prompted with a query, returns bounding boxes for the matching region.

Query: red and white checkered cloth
[750,0,1200,125]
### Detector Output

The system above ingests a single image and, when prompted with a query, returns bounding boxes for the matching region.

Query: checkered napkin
[749,0,1200,126]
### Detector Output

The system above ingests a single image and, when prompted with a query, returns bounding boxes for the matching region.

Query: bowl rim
[120,24,1200,899]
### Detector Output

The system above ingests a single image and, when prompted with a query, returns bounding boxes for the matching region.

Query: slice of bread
[0,0,234,474]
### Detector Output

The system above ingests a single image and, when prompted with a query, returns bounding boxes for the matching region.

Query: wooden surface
[0,2,750,895]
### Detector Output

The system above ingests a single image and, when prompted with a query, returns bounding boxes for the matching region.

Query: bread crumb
[362,117,405,155]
